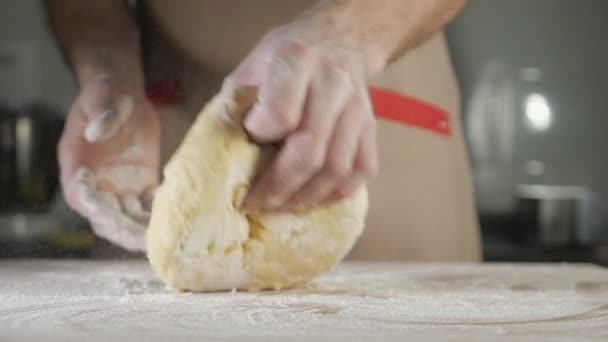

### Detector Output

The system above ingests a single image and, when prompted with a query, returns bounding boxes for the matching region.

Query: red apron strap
[146,81,451,136]
[369,87,451,136]
[146,80,181,108]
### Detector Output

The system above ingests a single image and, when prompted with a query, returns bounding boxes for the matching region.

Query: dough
[146,87,368,292]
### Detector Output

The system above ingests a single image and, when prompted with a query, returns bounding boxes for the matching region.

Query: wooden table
[0,260,606,341]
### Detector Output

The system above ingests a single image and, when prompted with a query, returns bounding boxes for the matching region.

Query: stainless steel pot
[516,184,607,246]
[0,103,64,213]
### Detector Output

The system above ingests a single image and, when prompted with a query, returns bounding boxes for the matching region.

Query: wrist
[295,0,468,77]
[71,45,146,97]
[293,2,396,77]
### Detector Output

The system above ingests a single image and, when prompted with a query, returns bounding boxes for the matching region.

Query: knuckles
[264,101,301,132]
[288,138,325,173]
[325,158,352,181]
[266,31,363,80]
[273,38,312,61]
[335,183,356,199]
[232,27,380,200]
[297,150,325,174]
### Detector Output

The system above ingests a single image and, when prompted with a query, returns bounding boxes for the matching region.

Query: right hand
[58,75,160,251]
[224,21,379,213]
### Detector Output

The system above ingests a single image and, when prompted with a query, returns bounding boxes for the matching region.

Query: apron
[138,0,481,262]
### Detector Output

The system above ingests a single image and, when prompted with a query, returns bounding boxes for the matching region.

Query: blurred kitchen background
[1,0,607,264]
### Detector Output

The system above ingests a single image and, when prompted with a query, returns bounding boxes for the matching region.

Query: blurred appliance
[446,0,608,264]
[0,102,63,212]
[0,102,97,257]
[515,185,606,246]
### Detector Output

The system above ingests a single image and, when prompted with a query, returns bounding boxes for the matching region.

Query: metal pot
[516,184,606,246]
[0,102,64,213]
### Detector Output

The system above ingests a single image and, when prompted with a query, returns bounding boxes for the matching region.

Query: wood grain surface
[0,260,607,341]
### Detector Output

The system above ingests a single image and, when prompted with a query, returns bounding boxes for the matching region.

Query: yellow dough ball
[146,87,368,292]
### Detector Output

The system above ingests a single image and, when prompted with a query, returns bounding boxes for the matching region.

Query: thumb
[83,95,134,143]
[218,82,259,126]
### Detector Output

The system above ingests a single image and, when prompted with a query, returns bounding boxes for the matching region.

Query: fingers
[121,193,151,224]
[94,165,158,194]
[244,93,377,212]
[320,123,378,206]
[320,174,365,206]
[355,118,380,178]
[141,186,156,212]
[242,67,350,211]
[65,168,148,252]
[227,33,380,212]
[231,41,313,143]
[243,132,323,211]
[285,98,366,209]
[217,85,259,126]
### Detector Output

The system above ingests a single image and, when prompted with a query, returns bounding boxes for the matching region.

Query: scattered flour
[0,260,606,341]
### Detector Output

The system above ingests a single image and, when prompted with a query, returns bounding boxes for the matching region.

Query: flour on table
[1,260,607,342]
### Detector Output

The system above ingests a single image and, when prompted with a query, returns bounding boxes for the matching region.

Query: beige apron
[139,0,481,262]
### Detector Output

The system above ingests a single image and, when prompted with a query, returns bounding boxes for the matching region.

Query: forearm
[44,0,144,90]
[300,0,468,76]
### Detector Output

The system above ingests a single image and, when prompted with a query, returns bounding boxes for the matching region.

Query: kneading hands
[45,0,467,251]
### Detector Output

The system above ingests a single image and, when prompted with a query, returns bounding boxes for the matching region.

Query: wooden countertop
[0,260,606,341]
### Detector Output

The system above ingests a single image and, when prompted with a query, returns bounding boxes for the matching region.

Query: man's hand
[58,75,160,251]
[225,21,379,212]
[224,0,469,213]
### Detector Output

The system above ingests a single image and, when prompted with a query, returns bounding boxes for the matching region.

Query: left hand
[59,75,160,251]
[224,18,379,212]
